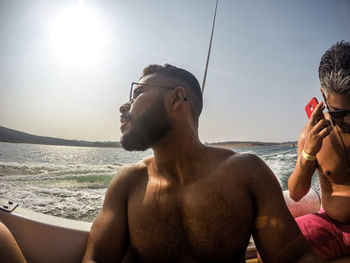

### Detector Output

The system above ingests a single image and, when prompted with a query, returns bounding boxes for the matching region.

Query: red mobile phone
[305,97,324,119]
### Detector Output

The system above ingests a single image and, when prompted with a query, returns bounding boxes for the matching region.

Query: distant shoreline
[0,126,121,148]
[207,141,297,149]
[0,140,297,149]
[0,140,121,148]
[0,126,296,149]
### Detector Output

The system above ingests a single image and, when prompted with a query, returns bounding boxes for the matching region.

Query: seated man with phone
[288,41,350,261]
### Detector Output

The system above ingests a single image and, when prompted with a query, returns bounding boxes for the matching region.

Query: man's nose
[119,102,131,113]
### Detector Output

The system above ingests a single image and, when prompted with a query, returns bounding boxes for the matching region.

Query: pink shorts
[296,209,350,260]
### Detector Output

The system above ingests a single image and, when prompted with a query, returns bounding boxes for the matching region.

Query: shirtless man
[288,41,350,261]
[83,64,319,262]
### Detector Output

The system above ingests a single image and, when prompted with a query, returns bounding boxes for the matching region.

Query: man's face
[326,93,350,133]
[119,75,172,151]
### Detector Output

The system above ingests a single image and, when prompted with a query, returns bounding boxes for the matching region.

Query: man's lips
[120,114,131,131]
[120,117,129,124]
[120,113,130,123]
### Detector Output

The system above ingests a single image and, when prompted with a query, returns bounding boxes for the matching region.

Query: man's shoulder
[107,156,153,195]
[117,156,151,177]
[205,145,255,159]
[222,150,279,189]
[299,125,307,140]
[219,151,284,204]
[206,146,267,178]
[223,150,265,171]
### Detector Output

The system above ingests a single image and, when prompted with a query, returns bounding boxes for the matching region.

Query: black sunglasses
[129,82,176,102]
[323,96,350,120]
[328,109,350,119]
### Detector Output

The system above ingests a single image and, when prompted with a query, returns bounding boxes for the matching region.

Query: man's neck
[151,128,206,185]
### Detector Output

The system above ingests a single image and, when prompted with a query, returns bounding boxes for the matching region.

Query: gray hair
[319,41,350,98]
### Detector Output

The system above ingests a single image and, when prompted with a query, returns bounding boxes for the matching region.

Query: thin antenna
[201,0,218,94]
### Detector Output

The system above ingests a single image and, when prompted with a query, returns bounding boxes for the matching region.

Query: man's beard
[121,96,172,151]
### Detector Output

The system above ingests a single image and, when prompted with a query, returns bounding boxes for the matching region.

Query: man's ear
[169,87,186,110]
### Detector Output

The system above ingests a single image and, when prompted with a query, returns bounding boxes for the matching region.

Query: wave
[0,161,121,177]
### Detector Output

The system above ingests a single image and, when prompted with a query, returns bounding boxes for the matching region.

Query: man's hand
[303,102,332,156]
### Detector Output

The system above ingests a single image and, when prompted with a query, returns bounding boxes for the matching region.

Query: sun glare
[50,5,107,66]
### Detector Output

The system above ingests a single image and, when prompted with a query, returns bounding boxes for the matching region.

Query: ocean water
[0,142,319,222]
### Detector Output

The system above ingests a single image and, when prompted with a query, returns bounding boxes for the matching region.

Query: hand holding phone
[303,97,330,157]
[305,97,324,120]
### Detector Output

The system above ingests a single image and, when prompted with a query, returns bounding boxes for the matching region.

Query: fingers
[309,102,325,126]
[313,119,331,133]
[314,118,332,137]
[318,124,332,139]
[304,115,332,156]
[310,119,332,141]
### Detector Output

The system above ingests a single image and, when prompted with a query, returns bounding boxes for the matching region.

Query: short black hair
[141,64,203,124]
[319,41,350,96]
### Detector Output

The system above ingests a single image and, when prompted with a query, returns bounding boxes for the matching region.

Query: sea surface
[0,142,320,222]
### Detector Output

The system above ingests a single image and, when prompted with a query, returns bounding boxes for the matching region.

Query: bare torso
[316,119,350,223]
[84,146,316,263]
[127,150,253,262]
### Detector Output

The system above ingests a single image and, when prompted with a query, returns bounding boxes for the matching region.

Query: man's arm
[288,102,331,201]
[287,130,317,201]
[82,166,131,263]
[247,155,320,263]
[0,222,26,263]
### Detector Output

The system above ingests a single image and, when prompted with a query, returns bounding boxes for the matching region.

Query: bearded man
[289,41,350,262]
[83,64,319,262]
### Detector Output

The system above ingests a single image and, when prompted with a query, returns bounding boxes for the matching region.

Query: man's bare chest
[126,180,253,261]
[317,133,350,183]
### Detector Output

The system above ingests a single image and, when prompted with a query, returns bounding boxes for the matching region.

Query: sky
[0,0,349,143]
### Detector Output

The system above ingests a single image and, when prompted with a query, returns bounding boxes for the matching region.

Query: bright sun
[50,5,106,66]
